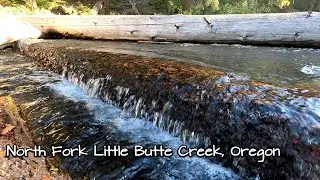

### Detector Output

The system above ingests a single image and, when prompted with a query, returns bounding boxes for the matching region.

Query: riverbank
[14,39,320,179]
[0,95,70,179]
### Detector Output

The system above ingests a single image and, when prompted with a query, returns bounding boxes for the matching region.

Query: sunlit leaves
[279,0,291,9]
[205,0,220,11]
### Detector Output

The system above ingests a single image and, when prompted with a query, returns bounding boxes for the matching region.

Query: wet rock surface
[15,39,320,179]
[18,86,141,179]
[1,49,239,179]
[0,87,70,179]
[0,50,149,179]
[0,50,72,179]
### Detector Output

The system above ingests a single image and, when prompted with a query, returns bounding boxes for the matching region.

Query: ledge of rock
[14,39,320,179]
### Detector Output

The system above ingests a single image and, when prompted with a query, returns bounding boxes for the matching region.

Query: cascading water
[56,60,319,179]
[1,50,239,179]
[49,79,239,179]
[3,39,320,180]
[63,69,209,148]
[63,68,320,147]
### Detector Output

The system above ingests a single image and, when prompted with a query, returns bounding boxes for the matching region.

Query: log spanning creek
[1,39,319,179]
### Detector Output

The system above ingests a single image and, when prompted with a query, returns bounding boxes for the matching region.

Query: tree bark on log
[1,12,320,47]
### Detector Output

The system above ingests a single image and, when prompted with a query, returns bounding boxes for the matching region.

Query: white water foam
[301,64,320,75]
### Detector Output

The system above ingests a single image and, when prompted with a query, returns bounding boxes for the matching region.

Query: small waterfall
[59,68,320,148]
[56,65,319,180]
[134,97,143,118]
[47,79,239,179]
[2,51,241,179]
[120,95,135,118]
[62,69,210,148]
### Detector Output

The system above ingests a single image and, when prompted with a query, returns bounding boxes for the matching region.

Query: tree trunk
[92,1,105,15]
[2,13,320,47]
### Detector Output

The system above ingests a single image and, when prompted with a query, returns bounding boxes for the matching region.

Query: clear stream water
[0,42,319,179]
[0,50,239,179]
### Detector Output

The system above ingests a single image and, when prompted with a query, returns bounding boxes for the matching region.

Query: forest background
[0,0,319,15]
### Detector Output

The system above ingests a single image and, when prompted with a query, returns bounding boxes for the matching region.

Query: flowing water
[0,50,239,179]
[79,40,320,87]
[1,41,320,179]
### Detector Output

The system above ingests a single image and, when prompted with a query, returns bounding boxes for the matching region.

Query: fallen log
[0,17,41,46]
[1,12,320,47]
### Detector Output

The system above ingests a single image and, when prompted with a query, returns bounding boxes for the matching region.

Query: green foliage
[0,5,32,14]
[73,1,92,14]
[0,0,317,15]
[279,0,290,9]
[218,0,279,14]
[0,0,25,7]
[184,0,218,14]
[36,0,66,10]
[293,0,320,11]
[167,0,183,14]
[205,0,219,11]
[0,0,93,14]
[145,0,170,14]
